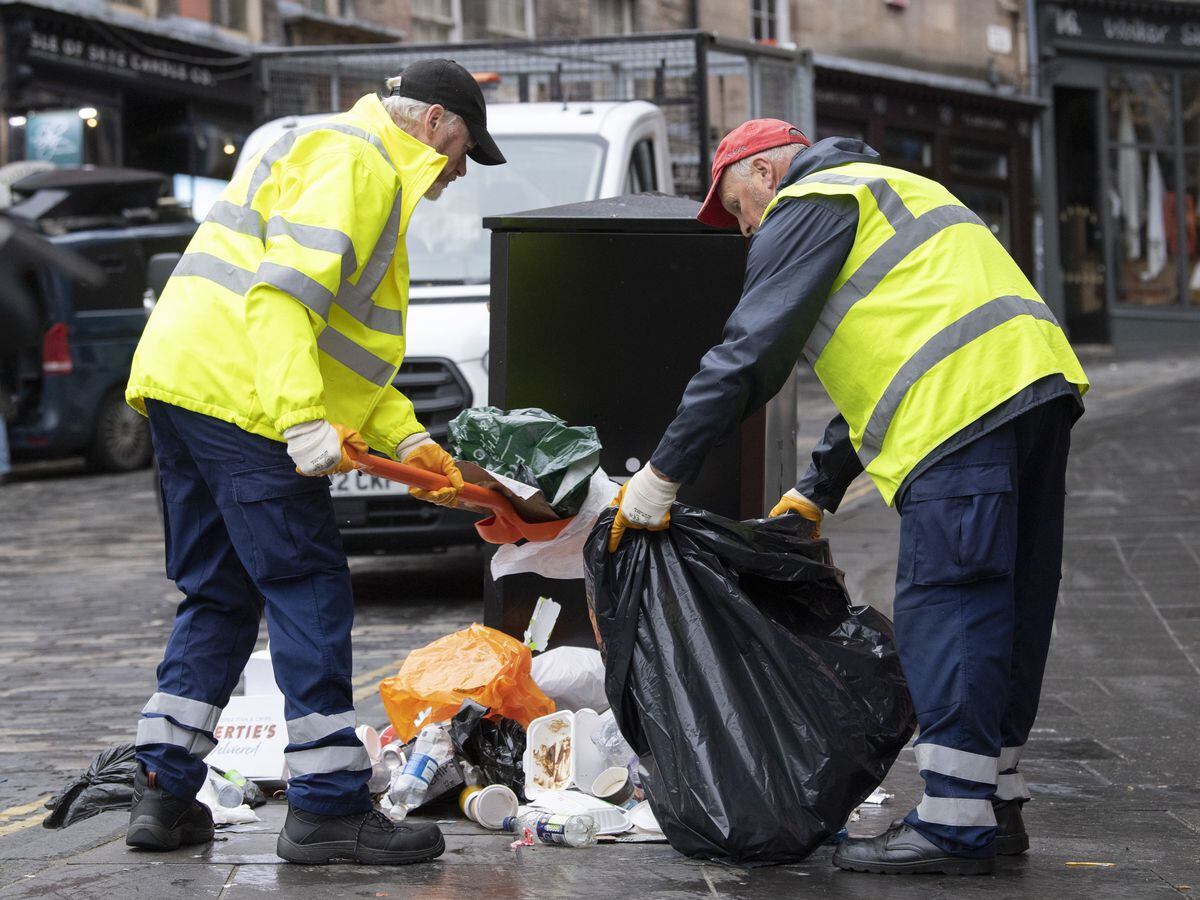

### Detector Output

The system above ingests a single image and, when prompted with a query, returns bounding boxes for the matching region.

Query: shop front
[2,1,255,198]
[1038,0,1200,346]
[813,55,1043,279]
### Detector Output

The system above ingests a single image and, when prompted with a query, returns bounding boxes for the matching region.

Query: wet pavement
[0,350,1197,898]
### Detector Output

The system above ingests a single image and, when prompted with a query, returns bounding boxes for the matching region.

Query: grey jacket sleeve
[795,414,864,513]
[649,197,857,484]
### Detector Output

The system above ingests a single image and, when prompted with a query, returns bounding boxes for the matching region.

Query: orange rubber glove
[398,435,464,507]
[768,488,822,538]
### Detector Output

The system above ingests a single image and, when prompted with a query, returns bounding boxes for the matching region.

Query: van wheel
[88,391,153,472]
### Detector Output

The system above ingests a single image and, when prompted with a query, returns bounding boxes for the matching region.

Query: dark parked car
[3,168,195,471]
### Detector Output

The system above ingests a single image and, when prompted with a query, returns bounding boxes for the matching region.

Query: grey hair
[382,76,465,135]
[726,144,803,180]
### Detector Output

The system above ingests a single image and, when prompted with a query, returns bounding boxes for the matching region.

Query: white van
[236,100,673,551]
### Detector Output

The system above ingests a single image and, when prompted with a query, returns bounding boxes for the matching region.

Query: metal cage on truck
[253,30,813,200]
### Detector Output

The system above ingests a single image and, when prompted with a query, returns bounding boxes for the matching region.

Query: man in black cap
[123,59,504,867]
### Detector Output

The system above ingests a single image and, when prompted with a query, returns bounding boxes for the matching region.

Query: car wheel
[88,390,153,472]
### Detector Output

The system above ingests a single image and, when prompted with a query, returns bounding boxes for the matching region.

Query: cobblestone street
[0,351,1197,898]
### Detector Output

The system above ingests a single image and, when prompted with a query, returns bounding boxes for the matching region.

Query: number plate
[328,471,409,497]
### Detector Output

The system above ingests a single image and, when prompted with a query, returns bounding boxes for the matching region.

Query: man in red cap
[610,119,1088,874]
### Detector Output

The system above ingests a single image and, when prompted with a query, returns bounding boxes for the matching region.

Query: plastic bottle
[504,811,598,848]
[205,770,243,808]
[387,725,454,814]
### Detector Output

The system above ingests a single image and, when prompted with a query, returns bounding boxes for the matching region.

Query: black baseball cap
[389,59,506,166]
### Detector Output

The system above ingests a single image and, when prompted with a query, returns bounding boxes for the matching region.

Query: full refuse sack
[379,624,555,741]
[584,507,916,865]
[43,743,138,829]
[448,407,602,518]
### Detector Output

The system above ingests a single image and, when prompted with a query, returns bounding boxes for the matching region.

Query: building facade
[1035,0,1200,347]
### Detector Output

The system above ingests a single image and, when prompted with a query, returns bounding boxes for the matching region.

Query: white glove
[395,431,434,458]
[284,420,342,476]
[620,464,679,528]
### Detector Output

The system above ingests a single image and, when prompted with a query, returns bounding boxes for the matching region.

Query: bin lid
[483,192,738,235]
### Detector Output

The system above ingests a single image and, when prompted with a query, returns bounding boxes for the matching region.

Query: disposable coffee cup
[356,725,381,763]
[591,766,636,809]
[471,784,519,830]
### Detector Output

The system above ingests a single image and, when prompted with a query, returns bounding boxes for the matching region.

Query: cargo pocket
[232,464,344,582]
[905,463,1014,586]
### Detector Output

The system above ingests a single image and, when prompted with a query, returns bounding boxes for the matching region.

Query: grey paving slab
[0,863,234,899]
[1,351,1199,898]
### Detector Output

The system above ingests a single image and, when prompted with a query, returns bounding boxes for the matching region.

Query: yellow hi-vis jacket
[126,94,446,455]
[762,161,1089,505]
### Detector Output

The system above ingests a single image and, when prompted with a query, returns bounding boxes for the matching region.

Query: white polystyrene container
[522,789,632,835]
[522,709,607,800]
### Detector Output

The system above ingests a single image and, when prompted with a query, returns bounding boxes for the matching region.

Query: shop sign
[25,110,82,165]
[1051,4,1200,52]
[13,12,251,100]
[205,694,289,781]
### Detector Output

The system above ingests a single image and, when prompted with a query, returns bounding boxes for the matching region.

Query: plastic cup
[379,741,406,771]
[591,766,636,809]
[470,785,519,830]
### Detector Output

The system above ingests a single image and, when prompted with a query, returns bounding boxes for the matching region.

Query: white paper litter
[531,646,608,713]
[490,469,620,580]
[197,778,260,826]
[862,788,893,805]
[486,468,541,501]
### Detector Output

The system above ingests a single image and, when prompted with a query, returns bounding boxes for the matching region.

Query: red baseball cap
[697,118,811,229]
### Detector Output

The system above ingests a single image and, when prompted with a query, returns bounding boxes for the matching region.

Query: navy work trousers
[135,401,371,816]
[893,397,1075,857]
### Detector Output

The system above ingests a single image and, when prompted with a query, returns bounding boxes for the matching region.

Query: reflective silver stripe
[142,692,222,733]
[999,744,1025,771]
[173,252,255,296]
[246,121,394,207]
[798,171,915,231]
[916,795,997,828]
[255,261,335,320]
[285,745,372,777]
[915,743,999,785]
[335,187,405,335]
[206,199,264,238]
[355,187,402,297]
[136,716,217,757]
[317,326,396,387]
[859,295,1059,465]
[286,710,358,745]
[804,205,985,363]
[265,216,358,283]
[994,772,1031,801]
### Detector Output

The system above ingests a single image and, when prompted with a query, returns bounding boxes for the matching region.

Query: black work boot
[993,799,1029,855]
[277,806,445,865]
[833,821,996,875]
[126,765,215,851]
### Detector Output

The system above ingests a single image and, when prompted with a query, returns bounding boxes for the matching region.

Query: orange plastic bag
[380,624,555,741]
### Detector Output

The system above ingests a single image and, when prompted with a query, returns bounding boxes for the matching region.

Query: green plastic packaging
[448,407,601,519]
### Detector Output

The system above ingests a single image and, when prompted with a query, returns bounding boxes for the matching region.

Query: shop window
[1108,71,1174,146]
[950,144,1008,180]
[882,128,932,172]
[952,183,1010,249]
[412,0,459,42]
[1109,148,1180,307]
[1186,154,1200,306]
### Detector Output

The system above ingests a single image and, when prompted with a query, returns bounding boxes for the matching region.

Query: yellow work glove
[769,488,823,538]
[607,464,678,553]
[397,432,464,507]
[284,420,367,476]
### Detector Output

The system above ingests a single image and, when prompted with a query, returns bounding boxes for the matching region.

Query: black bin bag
[584,506,916,865]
